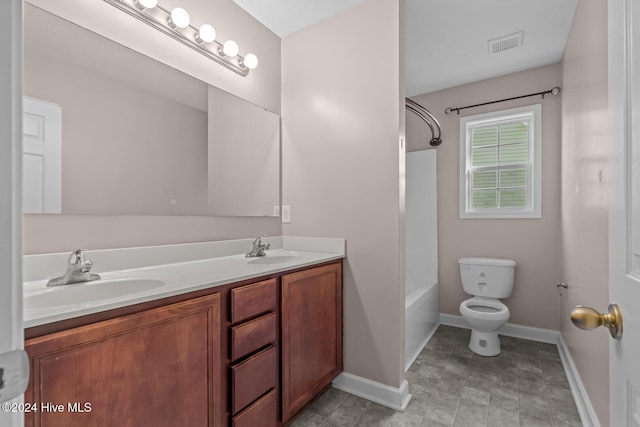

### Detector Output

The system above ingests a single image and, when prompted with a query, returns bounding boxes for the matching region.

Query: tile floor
[290,325,582,427]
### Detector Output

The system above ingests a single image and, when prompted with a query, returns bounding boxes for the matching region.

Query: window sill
[459,210,542,219]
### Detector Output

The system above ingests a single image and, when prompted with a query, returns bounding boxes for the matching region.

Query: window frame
[459,104,542,219]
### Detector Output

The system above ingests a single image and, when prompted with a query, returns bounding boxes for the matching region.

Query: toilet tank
[458,257,516,298]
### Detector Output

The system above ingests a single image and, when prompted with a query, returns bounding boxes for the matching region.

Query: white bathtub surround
[405,150,438,297]
[405,282,439,372]
[332,372,411,412]
[439,313,599,426]
[23,236,345,328]
[405,149,439,369]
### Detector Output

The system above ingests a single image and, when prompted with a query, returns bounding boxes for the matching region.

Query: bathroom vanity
[22,238,344,427]
[20,4,343,426]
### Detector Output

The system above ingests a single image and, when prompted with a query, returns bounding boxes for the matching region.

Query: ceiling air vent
[488,31,524,54]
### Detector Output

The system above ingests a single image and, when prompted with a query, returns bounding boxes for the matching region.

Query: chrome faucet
[46,249,101,287]
[245,236,271,258]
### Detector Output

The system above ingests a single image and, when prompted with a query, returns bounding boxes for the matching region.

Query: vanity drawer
[231,312,277,361]
[231,278,277,323]
[232,389,277,427]
[231,345,277,414]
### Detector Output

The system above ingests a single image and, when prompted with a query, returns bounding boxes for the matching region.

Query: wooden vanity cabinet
[23,259,343,427]
[24,294,222,427]
[228,278,278,427]
[281,262,343,423]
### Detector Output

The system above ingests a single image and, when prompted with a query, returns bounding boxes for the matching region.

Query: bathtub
[405,150,439,371]
[405,280,439,371]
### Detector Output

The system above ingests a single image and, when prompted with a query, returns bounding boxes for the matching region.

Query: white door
[22,97,62,214]
[609,0,640,425]
[0,0,29,427]
[0,2,28,427]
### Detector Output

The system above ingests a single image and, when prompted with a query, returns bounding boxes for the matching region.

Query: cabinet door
[24,294,222,427]
[281,262,343,422]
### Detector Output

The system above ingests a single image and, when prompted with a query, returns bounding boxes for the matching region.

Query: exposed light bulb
[243,53,258,70]
[168,7,190,29]
[197,24,216,43]
[135,0,157,9]
[222,40,239,57]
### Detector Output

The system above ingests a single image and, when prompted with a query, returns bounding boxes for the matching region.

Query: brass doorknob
[571,303,622,339]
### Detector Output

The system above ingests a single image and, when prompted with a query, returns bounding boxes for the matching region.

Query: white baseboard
[332,372,411,411]
[405,326,438,372]
[439,312,599,427]
[439,313,558,343]
[556,335,600,427]
[439,313,468,329]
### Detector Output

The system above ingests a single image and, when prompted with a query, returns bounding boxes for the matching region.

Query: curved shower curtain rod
[405,98,442,146]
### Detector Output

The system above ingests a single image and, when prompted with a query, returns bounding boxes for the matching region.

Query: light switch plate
[282,205,291,223]
[0,349,29,403]
[272,205,280,216]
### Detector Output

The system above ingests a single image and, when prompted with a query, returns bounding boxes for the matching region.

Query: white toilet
[458,257,516,356]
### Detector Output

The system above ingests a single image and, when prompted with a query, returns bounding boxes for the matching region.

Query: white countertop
[24,237,345,328]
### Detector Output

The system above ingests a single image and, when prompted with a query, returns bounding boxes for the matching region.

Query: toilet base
[468,329,501,357]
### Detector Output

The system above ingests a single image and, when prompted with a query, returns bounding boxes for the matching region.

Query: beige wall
[408,64,563,330]
[24,49,209,216]
[281,0,406,388]
[560,0,610,424]
[22,0,282,254]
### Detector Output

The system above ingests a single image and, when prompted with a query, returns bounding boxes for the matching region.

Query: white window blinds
[459,104,541,219]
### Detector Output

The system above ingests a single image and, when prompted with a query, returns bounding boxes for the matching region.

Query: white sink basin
[246,255,302,265]
[25,278,166,308]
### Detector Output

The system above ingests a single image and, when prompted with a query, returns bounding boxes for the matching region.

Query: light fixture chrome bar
[103,0,250,77]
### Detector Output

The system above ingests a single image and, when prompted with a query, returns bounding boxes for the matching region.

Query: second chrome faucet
[245,236,270,258]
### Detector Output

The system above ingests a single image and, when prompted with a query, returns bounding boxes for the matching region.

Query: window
[459,104,541,218]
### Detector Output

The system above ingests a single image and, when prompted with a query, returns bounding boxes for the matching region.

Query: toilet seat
[459,296,510,330]
[460,297,509,319]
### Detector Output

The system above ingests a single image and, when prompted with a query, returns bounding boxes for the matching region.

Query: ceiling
[233,0,579,96]
[232,0,364,38]
[405,0,578,96]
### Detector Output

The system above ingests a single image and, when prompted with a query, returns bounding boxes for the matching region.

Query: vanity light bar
[103,0,258,77]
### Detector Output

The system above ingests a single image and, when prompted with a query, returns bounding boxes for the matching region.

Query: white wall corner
[332,372,411,412]
[1,1,25,426]
[556,335,601,427]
